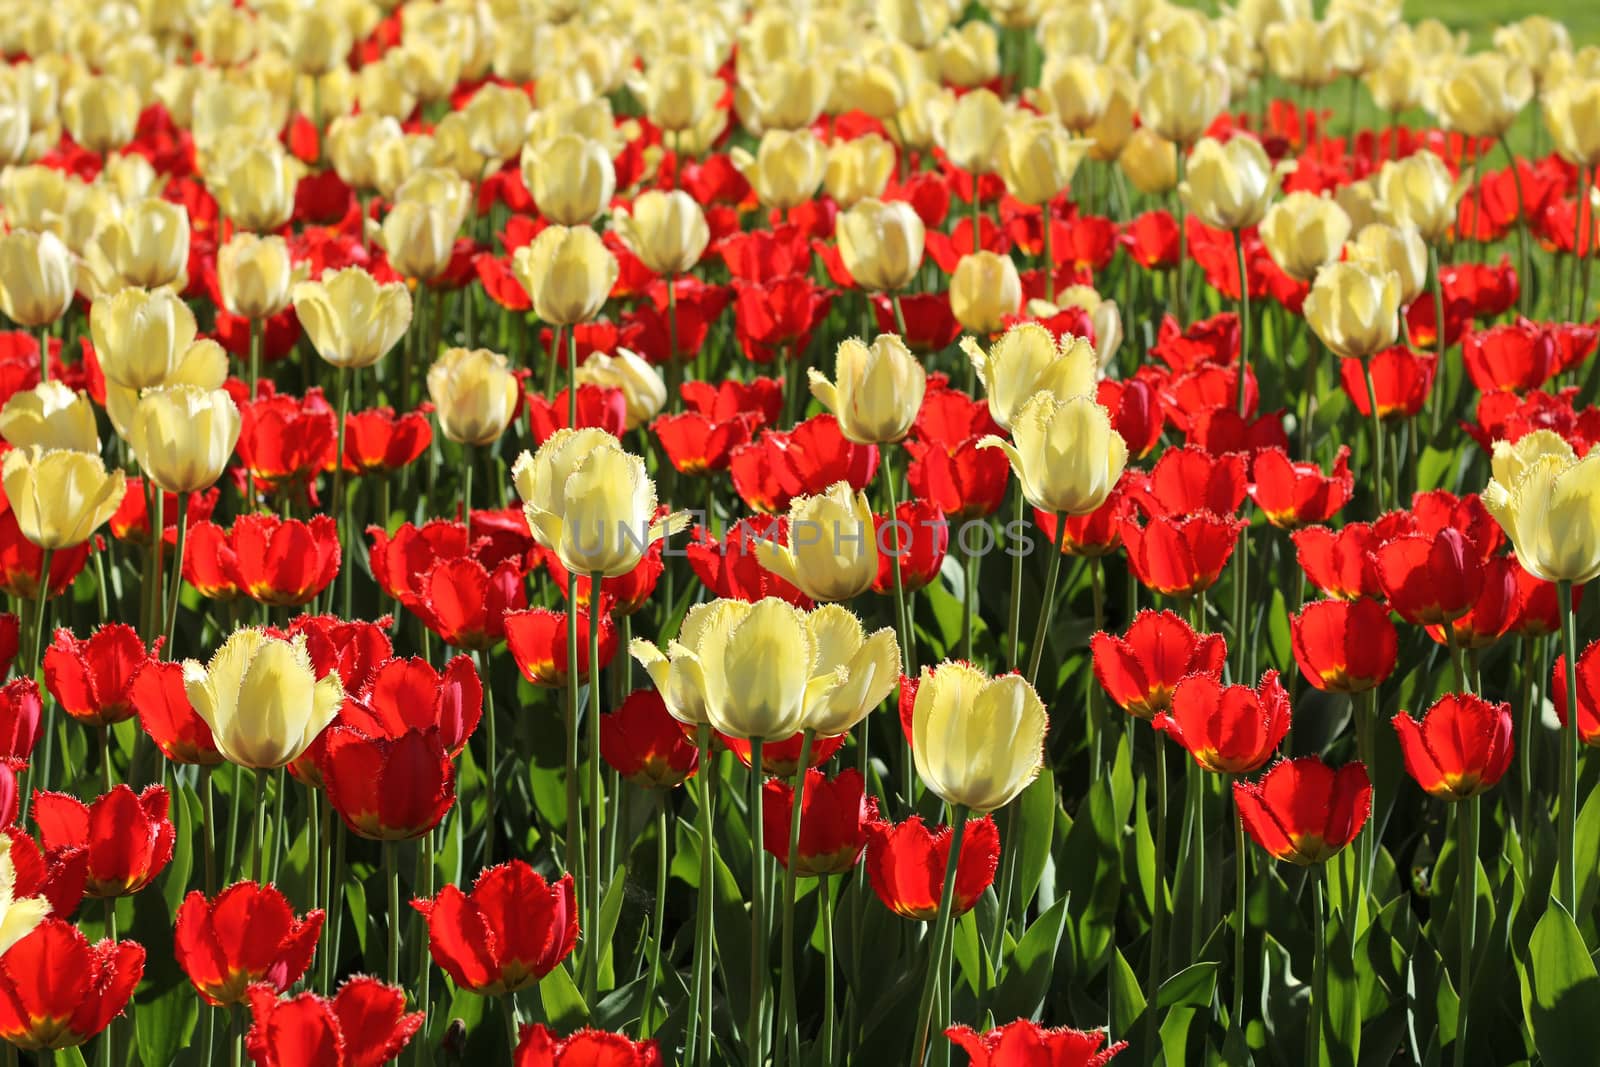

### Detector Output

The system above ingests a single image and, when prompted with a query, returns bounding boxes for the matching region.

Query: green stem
[202,765,218,895]
[883,447,915,676]
[891,291,908,336]
[503,994,521,1058]
[565,607,584,923]
[910,806,970,1067]
[1025,511,1068,686]
[385,842,399,984]
[100,725,113,794]
[1007,488,1024,670]
[250,769,266,885]
[1088,558,1105,777]
[331,367,353,619]
[35,323,48,384]
[959,541,975,664]
[477,647,497,866]
[1185,761,1205,956]
[1455,794,1479,1067]
[990,804,1020,965]
[1230,519,1251,682]
[667,273,682,412]
[1233,228,1251,416]
[776,730,816,1067]
[640,795,668,1038]
[248,317,262,395]
[164,494,189,651]
[1498,136,1531,317]
[1357,689,1377,889]
[567,327,580,428]
[583,574,605,1006]
[1232,796,1247,1026]
[1043,207,1055,304]
[1558,580,1580,912]
[747,738,768,1066]
[1518,636,1538,837]
[1174,152,1187,324]
[1428,247,1446,438]
[1362,360,1385,515]
[693,726,717,1067]
[821,874,837,1064]
[1145,735,1170,1055]
[1307,868,1326,1066]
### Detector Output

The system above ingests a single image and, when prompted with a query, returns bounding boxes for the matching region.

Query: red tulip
[1120,510,1246,599]
[1248,447,1353,529]
[1290,598,1398,693]
[1392,694,1513,800]
[1291,523,1383,600]
[717,226,812,283]
[652,409,758,475]
[3,826,86,918]
[339,407,433,474]
[1462,321,1558,393]
[1151,312,1240,372]
[600,689,699,789]
[685,519,813,607]
[412,861,578,996]
[527,384,627,445]
[0,614,15,677]
[873,499,948,595]
[681,377,783,425]
[288,615,396,695]
[319,726,455,841]
[1407,489,1503,561]
[108,478,219,544]
[0,496,90,599]
[1553,639,1600,747]
[1122,210,1181,269]
[719,730,847,778]
[369,523,528,650]
[1183,407,1290,457]
[42,624,158,727]
[538,538,664,616]
[1160,363,1259,429]
[1338,348,1436,421]
[0,918,143,1050]
[514,1024,663,1066]
[729,414,878,514]
[1032,488,1130,559]
[1234,757,1371,865]
[1467,387,1600,457]
[945,1020,1127,1066]
[0,678,41,765]
[732,274,835,363]
[1507,555,1579,638]
[1424,553,1519,650]
[175,882,325,1006]
[865,814,1000,921]
[181,520,241,600]
[131,661,223,766]
[1371,529,1485,626]
[625,278,733,364]
[235,388,337,502]
[338,655,482,759]
[1130,445,1249,518]
[1091,610,1228,720]
[0,764,15,827]
[244,976,423,1066]
[233,514,342,607]
[1156,670,1291,775]
[1095,377,1164,459]
[504,607,618,688]
[31,785,174,898]
[872,292,962,353]
[761,767,879,877]
[906,385,1010,520]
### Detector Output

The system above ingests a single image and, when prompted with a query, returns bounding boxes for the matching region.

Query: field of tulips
[3,0,1600,1065]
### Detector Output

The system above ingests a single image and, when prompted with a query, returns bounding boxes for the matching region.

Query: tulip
[209,142,300,233]
[1249,447,1355,528]
[1090,610,1228,720]
[1121,510,1247,599]
[995,114,1092,207]
[1374,150,1471,243]
[1260,192,1352,283]
[1291,598,1399,693]
[127,386,241,496]
[0,102,26,168]
[929,88,1007,176]
[521,133,616,227]
[1303,260,1403,361]
[378,200,459,283]
[611,190,709,276]
[1372,529,1485,626]
[0,382,97,454]
[319,725,455,841]
[190,514,341,608]
[1139,59,1230,147]
[427,347,520,447]
[61,75,138,154]
[1263,18,1337,88]
[873,499,948,594]
[181,628,344,770]
[864,813,1000,920]
[1365,46,1425,114]
[1234,756,1372,865]
[1,448,125,552]
[413,862,578,996]
[1482,435,1600,586]
[600,689,700,788]
[910,660,1046,813]
[293,267,413,371]
[42,624,155,727]
[32,784,174,898]
[218,233,295,322]
[174,883,324,1006]
[0,835,47,958]
[1434,53,1533,139]
[1158,670,1291,775]
[0,918,144,1051]
[754,482,879,603]
[90,286,199,391]
[823,135,896,209]
[1544,78,1600,168]
[762,767,877,876]
[948,250,1022,339]
[513,225,619,327]
[0,677,38,767]
[963,323,1099,430]
[1135,446,1250,518]
[945,1022,1127,1066]
[369,523,527,651]
[731,129,827,211]
[808,334,925,445]
[340,408,433,475]
[836,199,925,294]
[0,230,73,332]
[628,56,722,133]
[1393,694,1514,800]
[325,113,404,192]
[1346,223,1429,305]
[978,393,1127,516]
[1037,56,1112,131]
[86,197,189,293]
[574,349,666,431]
[245,978,423,1066]
[340,656,482,760]
[513,428,683,579]
[1180,136,1284,233]
[514,1025,663,1066]
[1119,128,1179,196]
[504,606,616,688]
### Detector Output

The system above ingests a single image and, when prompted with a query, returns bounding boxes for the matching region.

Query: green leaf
[1015,773,1055,915]
[992,894,1070,1023]
[53,1049,88,1067]
[596,863,629,991]
[1574,790,1600,920]
[1267,589,1291,672]
[951,909,984,997]
[136,981,198,1067]
[540,962,591,1031]
[1519,901,1600,1067]
[1108,947,1146,1039]
[161,781,199,918]
[1157,960,1219,1011]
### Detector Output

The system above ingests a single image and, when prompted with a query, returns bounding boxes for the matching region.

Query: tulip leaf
[596,863,629,991]
[1014,772,1056,915]
[161,779,199,918]
[1266,589,1291,675]
[991,893,1069,1023]
[1573,790,1600,920]
[134,980,198,1067]
[1156,960,1218,1011]
[951,909,985,997]
[1107,946,1145,1039]
[51,1049,87,1067]
[1519,901,1600,1067]
[540,961,591,1031]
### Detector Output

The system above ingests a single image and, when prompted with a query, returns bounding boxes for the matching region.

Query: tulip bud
[210,143,299,233]
[929,88,1007,176]
[1139,59,1230,147]
[521,133,616,228]
[978,392,1128,516]
[808,334,926,445]
[756,481,879,602]
[1483,438,1600,585]
[513,428,685,578]
[512,225,619,327]
[293,267,413,371]
[1181,136,1286,232]
[737,60,830,133]
[0,382,97,454]
[1543,78,1600,168]
[0,165,69,236]
[195,6,256,68]
[1259,192,1352,283]
[378,201,458,284]
[963,322,1098,430]
[628,56,721,133]
[832,57,908,122]
[1432,53,1533,139]
[128,386,241,494]
[731,129,828,212]
[463,84,533,164]
[877,0,949,49]
[1303,260,1403,361]
[575,349,666,430]
[90,287,198,391]
[1494,15,1572,88]
[426,348,520,447]
[1324,6,1388,76]
[911,661,1047,813]
[0,103,28,168]
[1118,127,1178,195]
[1263,18,1337,89]
[61,75,138,155]
[1,447,126,550]
[0,230,72,329]
[1365,46,1425,114]
[1345,223,1428,305]
[611,190,709,276]
[823,135,896,209]
[105,339,227,442]
[326,113,404,192]
[1038,57,1111,131]
[935,21,1000,88]
[90,198,189,292]
[995,114,1093,206]
[182,628,344,770]
[949,252,1022,334]
[281,8,353,76]
[218,233,294,322]
[1085,67,1137,162]
[835,199,924,293]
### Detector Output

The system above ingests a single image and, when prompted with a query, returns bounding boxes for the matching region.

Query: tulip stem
[248,316,262,395]
[1558,580,1580,912]
[1145,735,1170,1057]
[202,765,218,895]
[1043,207,1055,304]
[1307,867,1326,1066]
[1517,636,1538,837]
[882,447,915,678]
[821,873,837,1063]
[689,725,717,1067]
[910,805,969,1067]
[476,647,497,867]
[565,605,583,896]
[34,324,48,384]
[331,366,352,619]
[1361,360,1385,515]
[100,725,113,794]
[1025,511,1068,688]
[747,738,767,1065]
[583,574,605,1007]
[1231,228,1251,417]
[1497,137,1531,318]
[1231,794,1248,1027]
[776,730,815,1067]
[384,841,400,984]
[164,494,189,653]
[667,273,682,413]
[1455,793,1479,1067]
[890,292,908,336]
[1184,760,1205,957]
[1007,489,1024,670]
[251,768,266,885]
[503,994,521,1057]
[1356,688,1377,890]
[567,328,579,428]
[639,794,668,1039]
[1428,247,1446,438]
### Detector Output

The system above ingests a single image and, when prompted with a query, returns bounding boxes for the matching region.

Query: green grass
[1414,0,1600,48]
